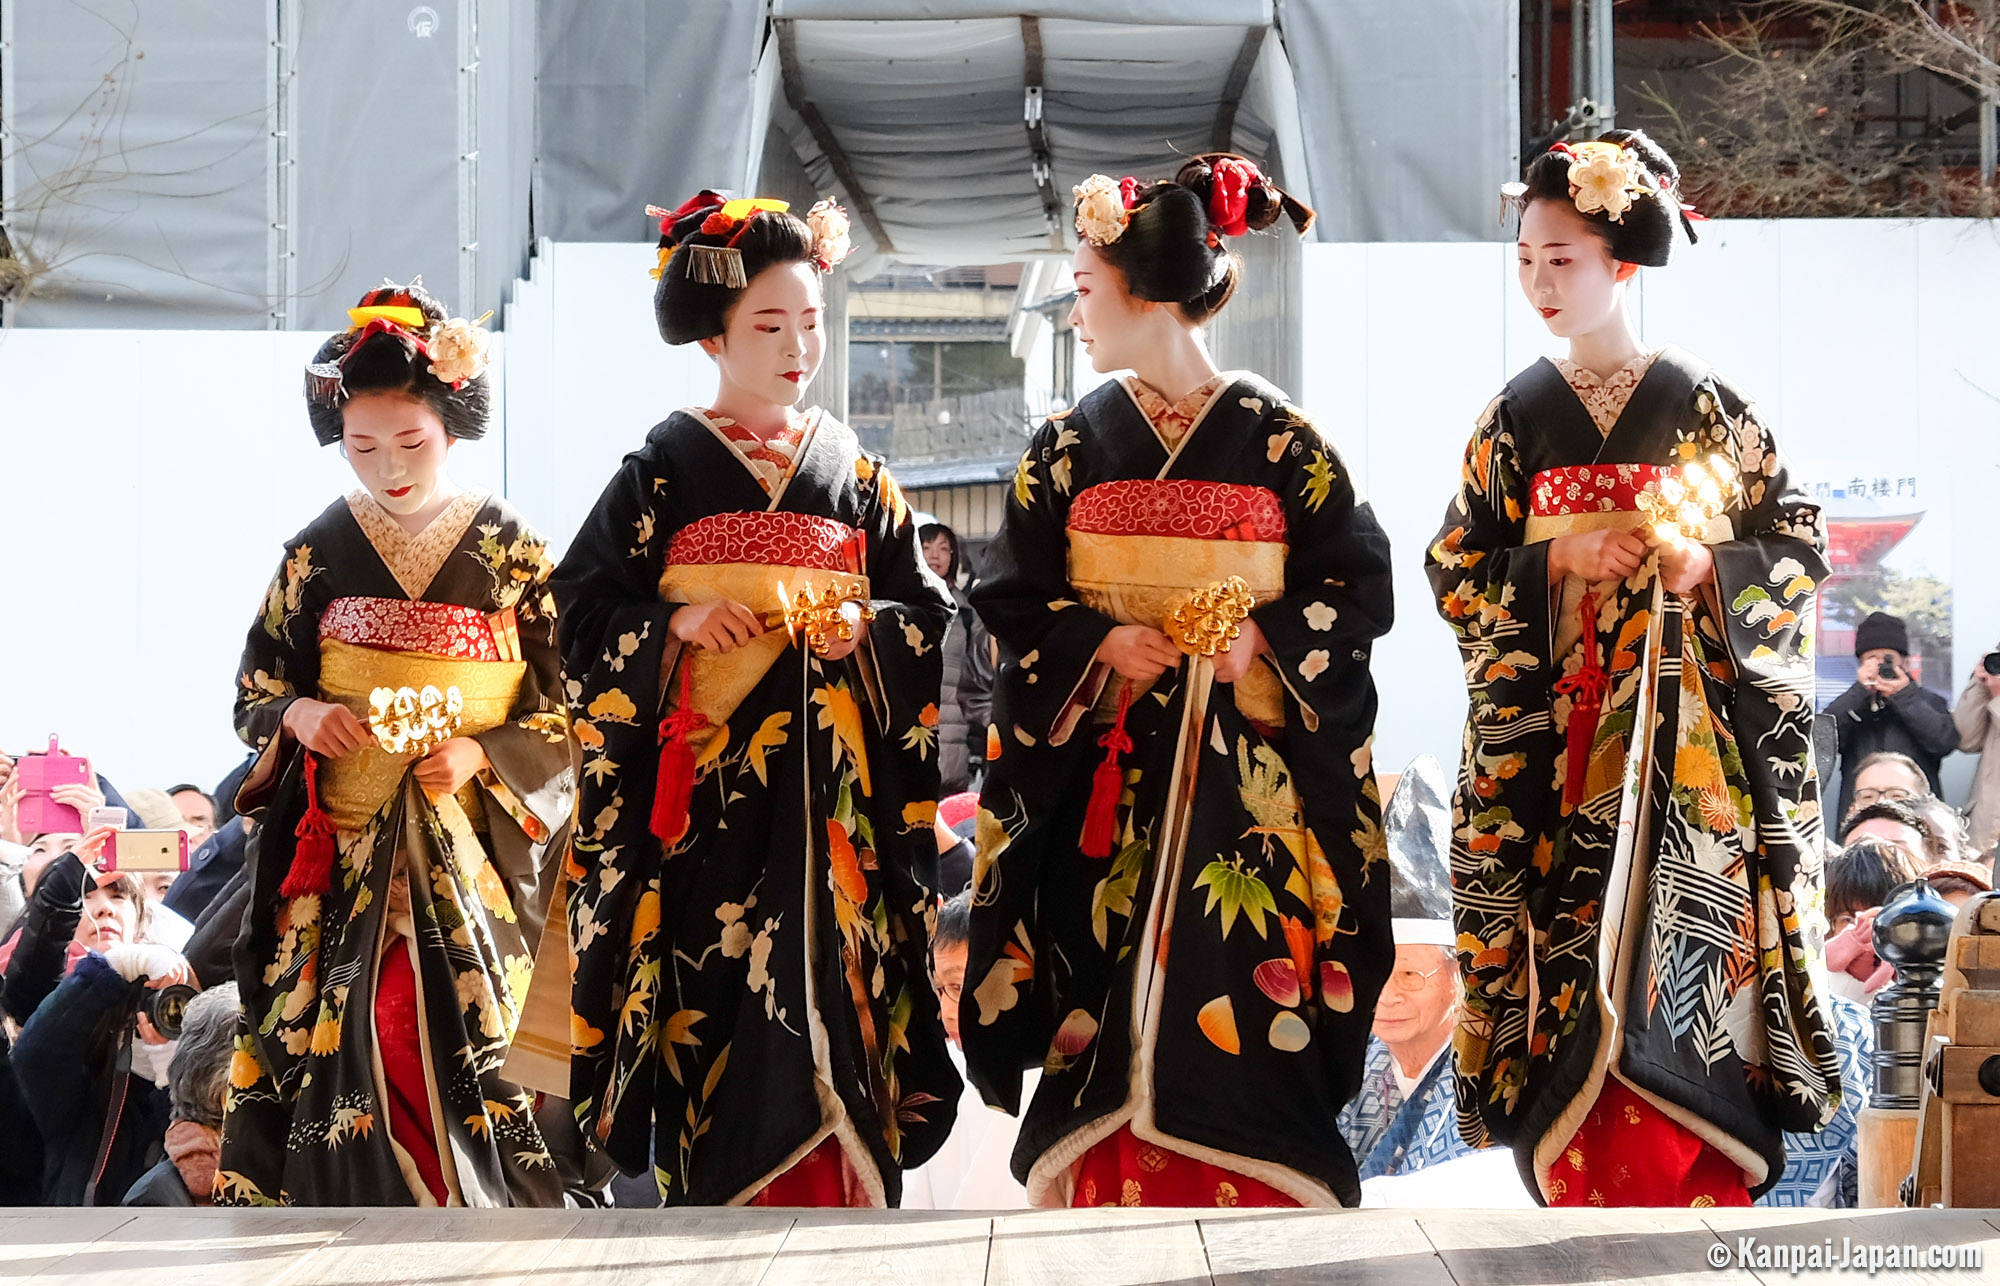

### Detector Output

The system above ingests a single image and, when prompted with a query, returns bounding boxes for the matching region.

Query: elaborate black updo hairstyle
[652,192,819,346]
[303,280,490,445]
[1518,128,1696,268]
[1080,153,1314,324]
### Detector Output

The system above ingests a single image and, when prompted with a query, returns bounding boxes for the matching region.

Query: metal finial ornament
[1871,878,1957,1110]
[1637,456,1736,544]
[367,684,465,756]
[767,581,875,657]
[1165,576,1256,658]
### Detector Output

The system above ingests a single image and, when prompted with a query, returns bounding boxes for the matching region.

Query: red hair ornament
[1207,158,1260,238]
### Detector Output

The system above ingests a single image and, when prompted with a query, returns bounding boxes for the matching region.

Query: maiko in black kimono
[963,373,1395,1207]
[220,489,575,1207]
[1425,347,1840,1204]
[555,407,959,1206]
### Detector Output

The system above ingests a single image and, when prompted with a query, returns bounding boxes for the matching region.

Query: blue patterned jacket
[1338,1036,1476,1180]
[1756,992,1872,1207]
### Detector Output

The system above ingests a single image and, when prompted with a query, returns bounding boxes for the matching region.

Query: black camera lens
[1984,651,2000,676]
[140,983,197,1040]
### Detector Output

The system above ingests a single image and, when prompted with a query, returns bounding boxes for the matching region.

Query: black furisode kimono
[555,407,960,1206]
[963,373,1396,1207]
[220,490,576,1207]
[1424,346,1841,1203]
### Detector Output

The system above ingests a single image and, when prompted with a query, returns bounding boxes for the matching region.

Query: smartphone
[103,829,190,873]
[16,737,93,835]
[86,806,127,832]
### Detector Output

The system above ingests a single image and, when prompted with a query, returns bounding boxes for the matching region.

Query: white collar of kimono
[1391,917,1455,947]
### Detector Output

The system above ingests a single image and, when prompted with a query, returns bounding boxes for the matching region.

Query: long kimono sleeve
[1245,419,1397,1097]
[464,522,577,950]
[1696,385,1842,1131]
[852,458,961,1164]
[854,456,955,869]
[1706,390,1830,838]
[1421,399,1552,1136]
[1249,421,1395,733]
[1424,396,1551,679]
[467,527,575,844]
[549,450,678,1084]
[970,417,1119,745]
[551,449,678,837]
[233,537,329,808]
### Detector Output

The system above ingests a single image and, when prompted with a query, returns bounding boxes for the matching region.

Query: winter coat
[12,952,171,1206]
[162,817,248,923]
[937,587,973,794]
[0,1028,46,1205]
[1820,680,1959,824]
[121,1156,196,1206]
[1953,673,2000,856]
[1,852,91,1026]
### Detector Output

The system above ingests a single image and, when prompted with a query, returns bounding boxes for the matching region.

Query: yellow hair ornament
[346,304,428,331]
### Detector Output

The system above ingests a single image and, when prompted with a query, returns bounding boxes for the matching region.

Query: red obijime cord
[1080,684,1135,859]
[651,664,709,845]
[282,751,339,899]
[1552,592,1608,810]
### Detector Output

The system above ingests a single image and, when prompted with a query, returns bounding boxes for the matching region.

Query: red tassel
[1080,686,1134,859]
[651,665,709,845]
[1552,593,1609,809]
[281,752,338,900]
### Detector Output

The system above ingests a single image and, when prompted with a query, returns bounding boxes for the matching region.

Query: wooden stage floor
[1,1205,1996,1285]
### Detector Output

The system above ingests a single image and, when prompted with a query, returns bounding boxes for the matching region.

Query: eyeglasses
[1853,785,1918,806]
[934,981,963,1005]
[1383,963,1447,994]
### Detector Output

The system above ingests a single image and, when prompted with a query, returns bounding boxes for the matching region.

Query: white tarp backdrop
[3,221,1995,807]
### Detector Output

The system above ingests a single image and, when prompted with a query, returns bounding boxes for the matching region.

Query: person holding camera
[12,939,197,1205]
[3,830,198,1205]
[1821,612,1958,824]
[122,983,237,1207]
[1952,642,2000,858]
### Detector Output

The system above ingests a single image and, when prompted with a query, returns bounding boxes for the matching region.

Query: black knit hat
[1855,611,1910,658]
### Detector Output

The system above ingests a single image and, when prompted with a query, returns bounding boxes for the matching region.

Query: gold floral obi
[658,511,869,745]
[315,597,526,830]
[1066,480,1288,725]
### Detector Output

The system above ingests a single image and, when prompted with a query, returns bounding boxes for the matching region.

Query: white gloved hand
[100,942,192,986]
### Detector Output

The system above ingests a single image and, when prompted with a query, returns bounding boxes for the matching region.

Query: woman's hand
[49,780,107,824]
[1209,618,1269,685]
[1656,536,1715,596]
[414,737,488,797]
[0,771,22,846]
[814,602,867,662]
[671,599,765,654]
[1548,529,1649,584]
[1097,625,1183,683]
[71,824,118,869]
[284,698,371,758]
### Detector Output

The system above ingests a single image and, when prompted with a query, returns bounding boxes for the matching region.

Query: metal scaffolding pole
[1589,0,1615,133]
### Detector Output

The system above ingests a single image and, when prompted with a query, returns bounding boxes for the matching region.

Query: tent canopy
[761,3,1289,263]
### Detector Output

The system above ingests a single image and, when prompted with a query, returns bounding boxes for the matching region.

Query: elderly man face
[1371,943,1461,1076]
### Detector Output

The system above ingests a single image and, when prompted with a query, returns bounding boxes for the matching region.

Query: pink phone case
[103,829,191,873]
[16,736,92,836]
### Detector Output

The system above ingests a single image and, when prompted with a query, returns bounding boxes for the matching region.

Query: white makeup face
[341,392,453,515]
[1516,197,1631,338]
[701,260,825,407]
[1066,241,1155,375]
